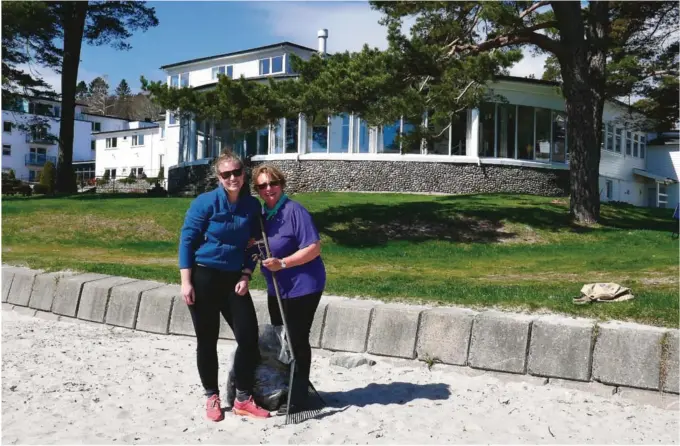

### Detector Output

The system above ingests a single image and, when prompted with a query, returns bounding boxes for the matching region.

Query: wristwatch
[280,258,287,269]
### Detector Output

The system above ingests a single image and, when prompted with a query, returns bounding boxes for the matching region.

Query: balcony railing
[25,134,56,144]
[25,153,56,166]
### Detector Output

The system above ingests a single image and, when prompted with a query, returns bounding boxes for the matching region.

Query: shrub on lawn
[40,161,56,194]
[8,169,15,180]
[33,184,49,194]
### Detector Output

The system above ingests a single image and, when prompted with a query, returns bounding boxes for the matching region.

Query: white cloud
[508,51,548,79]
[247,1,409,52]
[249,1,546,79]
[15,63,103,95]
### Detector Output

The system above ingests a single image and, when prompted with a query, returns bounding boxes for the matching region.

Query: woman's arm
[262,241,320,271]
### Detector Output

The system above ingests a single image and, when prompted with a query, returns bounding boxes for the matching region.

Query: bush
[40,161,56,193]
[8,169,15,180]
[33,184,49,195]
[120,177,137,185]
[157,166,165,180]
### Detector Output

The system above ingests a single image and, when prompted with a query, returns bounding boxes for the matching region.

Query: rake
[257,215,325,425]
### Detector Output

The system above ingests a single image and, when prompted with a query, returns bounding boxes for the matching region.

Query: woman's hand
[235,276,250,296]
[181,281,195,305]
[262,257,283,272]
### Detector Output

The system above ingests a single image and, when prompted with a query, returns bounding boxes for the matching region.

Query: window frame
[259,55,285,76]
[3,121,12,133]
[105,137,118,149]
[131,134,145,147]
[2,144,11,156]
[211,65,234,80]
[605,179,613,200]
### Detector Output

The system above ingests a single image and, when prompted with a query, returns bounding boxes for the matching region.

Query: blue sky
[30,1,546,94]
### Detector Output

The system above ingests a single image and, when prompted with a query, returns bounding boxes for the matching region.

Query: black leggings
[189,265,260,397]
[268,291,322,400]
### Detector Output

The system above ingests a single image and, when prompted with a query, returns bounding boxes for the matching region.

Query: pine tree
[114,79,133,119]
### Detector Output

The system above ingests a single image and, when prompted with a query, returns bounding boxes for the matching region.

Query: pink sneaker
[206,394,224,422]
[233,396,271,418]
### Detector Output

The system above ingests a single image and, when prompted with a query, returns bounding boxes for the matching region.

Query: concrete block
[169,296,195,337]
[321,300,375,353]
[310,301,327,349]
[662,330,679,394]
[592,321,667,390]
[367,304,423,359]
[136,285,180,334]
[252,297,270,326]
[7,267,39,306]
[77,276,136,323]
[52,273,109,317]
[2,303,14,311]
[528,315,595,381]
[28,271,75,311]
[35,310,60,321]
[105,280,165,328]
[416,307,476,366]
[2,267,18,302]
[468,311,534,374]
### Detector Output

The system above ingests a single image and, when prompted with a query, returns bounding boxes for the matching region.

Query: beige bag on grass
[572,283,635,305]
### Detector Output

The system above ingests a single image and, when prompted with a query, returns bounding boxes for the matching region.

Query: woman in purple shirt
[252,164,326,414]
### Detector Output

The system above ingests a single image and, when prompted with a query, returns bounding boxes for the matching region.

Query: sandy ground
[2,309,678,445]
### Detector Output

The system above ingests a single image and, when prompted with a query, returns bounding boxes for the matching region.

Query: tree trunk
[56,2,88,194]
[562,74,604,224]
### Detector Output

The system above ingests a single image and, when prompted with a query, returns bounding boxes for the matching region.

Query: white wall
[94,127,166,178]
[83,113,130,132]
[646,144,680,181]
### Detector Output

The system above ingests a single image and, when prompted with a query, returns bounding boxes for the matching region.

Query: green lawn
[2,192,678,327]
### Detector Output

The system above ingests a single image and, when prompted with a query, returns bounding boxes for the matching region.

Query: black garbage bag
[225,324,292,411]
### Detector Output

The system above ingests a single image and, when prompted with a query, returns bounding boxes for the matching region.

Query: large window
[428,118,450,155]
[534,108,552,162]
[106,137,117,148]
[517,105,534,160]
[272,120,284,154]
[328,114,350,153]
[380,120,401,153]
[212,65,233,79]
[257,127,269,155]
[614,127,622,153]
[308,116,328,153]
[478,103,495,157]
[640,135,646,158]
[356,119,369,153]
[259,56,285,75]
[285,117,298,153]
[170,73,189,88]
[451,112,467,156]
[552,112,567,163]
[605,123,614,151]
[496,104,516,159]
[625,130,632,155]
[633,134,639,157]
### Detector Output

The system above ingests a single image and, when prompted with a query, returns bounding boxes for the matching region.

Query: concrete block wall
[3,266,678,395]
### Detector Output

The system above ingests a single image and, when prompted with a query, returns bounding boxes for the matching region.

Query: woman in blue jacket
[178,150,270,421]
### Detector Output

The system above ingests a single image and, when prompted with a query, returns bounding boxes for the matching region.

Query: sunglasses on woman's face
[256,181,280,191]
[218,168,243,179]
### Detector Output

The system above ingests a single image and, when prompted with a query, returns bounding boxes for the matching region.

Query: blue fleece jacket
[178,186,261,272]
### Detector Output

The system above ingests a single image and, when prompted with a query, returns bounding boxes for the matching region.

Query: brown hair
[252,164,286,189]
[212,149,243,178]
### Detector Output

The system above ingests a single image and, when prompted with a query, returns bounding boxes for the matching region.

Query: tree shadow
[318,381,451,409]
[311,194,674,247]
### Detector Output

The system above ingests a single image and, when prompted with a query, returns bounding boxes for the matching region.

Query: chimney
[317,28,328,55]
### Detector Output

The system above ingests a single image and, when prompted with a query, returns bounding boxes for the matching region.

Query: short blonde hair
[252,164,286,189]
[212,149,243,177]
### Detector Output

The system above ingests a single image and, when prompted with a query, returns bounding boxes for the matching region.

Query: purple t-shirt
[259,199,326,299]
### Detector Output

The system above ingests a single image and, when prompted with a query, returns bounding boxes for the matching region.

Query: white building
[1,96,132,184]
[93,118,167,181]
[642,131,679,208]
[137,29,673,207]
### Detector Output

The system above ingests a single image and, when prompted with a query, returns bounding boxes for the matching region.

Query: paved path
[2,309,678,444]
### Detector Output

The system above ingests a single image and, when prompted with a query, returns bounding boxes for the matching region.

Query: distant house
[1,96,130,184]
[642,131,679,208]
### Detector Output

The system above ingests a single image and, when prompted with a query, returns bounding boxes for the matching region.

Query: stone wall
[168,158,570,197]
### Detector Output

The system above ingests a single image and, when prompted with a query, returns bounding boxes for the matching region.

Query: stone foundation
[168,158,570,197]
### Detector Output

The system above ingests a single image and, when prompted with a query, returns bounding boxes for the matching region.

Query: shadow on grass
[311,194,674,247]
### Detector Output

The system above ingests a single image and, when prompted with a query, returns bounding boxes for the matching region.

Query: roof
[192,74,299,92]
[632,168,677,184]
[82,112,133,122]
[647,131,680,146]
[160,42,318,70]
[92,125,160,136]
[494,75,647,117]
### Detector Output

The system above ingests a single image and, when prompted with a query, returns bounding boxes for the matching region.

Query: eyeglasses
[218,168,243,179]
[256,181,281,190]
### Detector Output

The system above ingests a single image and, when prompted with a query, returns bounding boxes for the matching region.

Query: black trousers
[189,265,260,397]
[268,291,322,403]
